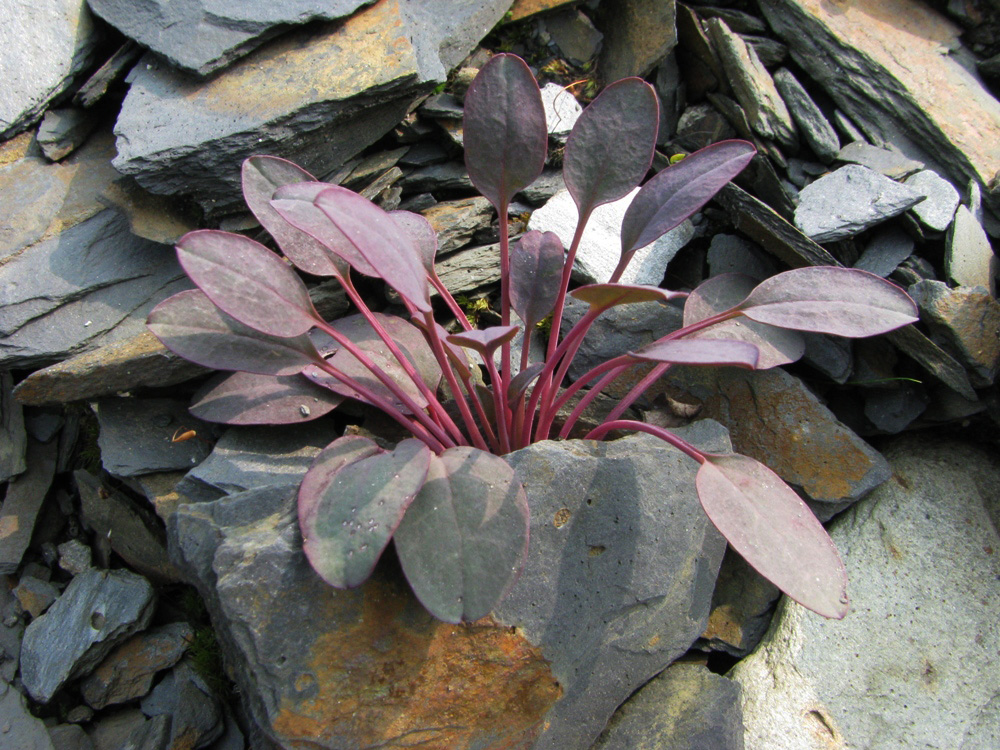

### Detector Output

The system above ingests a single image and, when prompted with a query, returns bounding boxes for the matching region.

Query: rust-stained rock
[421,196,494,255]
[509,0,580,22]
[666,366,890,518]
[759,0,1000,210]
[597,0,677,84]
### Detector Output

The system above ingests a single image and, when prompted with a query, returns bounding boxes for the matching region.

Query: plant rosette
[148,54,918,630]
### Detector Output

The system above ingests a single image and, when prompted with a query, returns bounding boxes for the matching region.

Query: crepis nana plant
[148,54,918,624]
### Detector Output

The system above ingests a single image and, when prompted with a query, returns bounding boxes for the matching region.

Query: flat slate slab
[87,0,373,77]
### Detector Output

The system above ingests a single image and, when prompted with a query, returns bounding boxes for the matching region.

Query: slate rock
[801,333,853,384]
[139,660,223,748]
[862,384,929,433]
[741,34,787,69]
[58,540,93,576]
[773,67,839,163]
[118,714,169,750]
[705,17,797,149]
[887,324,978,400]
[543,8,603,66]
[89,0,371,76]
[592,663,744,750]
[93,398,214,478]
[655,52,683,141]
[46,723,94,750]
[509,0,579,21]
[400,161,474,193]
[760,0,1000,214]
[946,205,998,294]
[84,708,148,750]
[540,82,583,138]
[707,234,778,281]
[75,471,179,583]
[666,366,890,519]
[175,422,342,503]
[597,0,677,84]
[528,188,695,285]
[910,280,1000,386]
[0,582,23,683]
[700,548,780,658]
[14,576,60,619]
[37,108,97,162]
[0,371,27,482]
[904,169,960,232]
[433,242,502,297]
[112,0,512,216]
[853,225,914,278]
[0,439,58,575]
[0,679,54,750]
[0,0,100,139]
[794,164,925,242]
[520,169,566,205]
[169,424,729,749]
[21,569,155,703]
[0,208,189,370]
[731,436,1000,749]
[421,196,493,255]
[12,332,209,407]
[675,102,736,152]
[836,140,925,180]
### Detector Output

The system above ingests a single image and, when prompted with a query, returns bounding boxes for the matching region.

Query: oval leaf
[621,140,756,259]
[314,186,432,313]
[739,267,918,337]
[303,313,441,413]
[571,283,686,311]
[391,210,439,274]
[684,273,805,369]
[176,230,317,337]
[508,362,544,405]
[298,436,383,528]
[147,290,321,376]
[509,230,565,328]
[190,370,342,425]
[241,156,347,278]
[631,338,759,368]
[300,438,432,588]
[563,78,659,217]
[696,453,848,619]
[394,447,530,623]
[447,325,519,357]
[464,53,548,208]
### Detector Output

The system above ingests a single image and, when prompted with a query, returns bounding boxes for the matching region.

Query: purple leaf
[189,370,342,425]
[147,290,321,376]
[313,186,432,313]
[621,140,756,260]
[241,156,347,278]
[303,313,441,413]
[571,283,686,311]
[509,231,565,328]
[393,447,530,623]
[464,53,547,209]
[738,267,918,337]
[563,78,659,217]
[299,437,432,588]
[391,210,439,274]
[684,274,805,369]
[630,339,759,368]
[447,326,519,357]
[696,453,848,619]
[298,436,383,531]
[508,362,544,405]
[411,318,476,380]
[176,230,317,338]
[271,182,376,277]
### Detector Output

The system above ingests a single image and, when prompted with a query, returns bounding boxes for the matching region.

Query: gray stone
[0,371,27,482]
[21,569,155,703]
[831,108,866,144]
[561,296,684,384]
[675,102,736,152]
[37,108,97,162]
[0,0,100,139]
[420,196,494,256]
[654,52,682,141]
[75,471,179,583]
[520,169,566,205]
[697,7,766,34]
[84,708,147,750]
[731,436,1000,750]
[58,540,92,576]
[0,580,23,683]
[597,0,677,83]
[0,679,54,750]
[853,225,914,277]
[700,548,780,658]
[741,34,787,69]
[398,141,448,168]
[169,424,729,749]
[528,188,695,285]
[760,0,1000,215]
[74,40,143,109]
[88,0,371,76]
[400,161,474,193]
[592,663,744,750]
[12,332,210,407]
[175,422,342,503]
[139,660,223,748]
[118,714,169,750]
[801,333,852,384]
[773,68,839,163]
[112,1,511,217]
[543,9,603,66]
[14,576,60,619]
[418,93,463,119]
[705,18,797,149]
[540,83,583,137]
[47,723,94,750]
[0,209,189,370]
[863,384,929,433]
[887,325,977,401]
[0,439,58,574]
[836,140,924,180]
[947,205,998,294]
[93,398,214,478]
[707,234,778,281]
[910,280,1000,386]
[794,165,925,243]
[904,170,960,232]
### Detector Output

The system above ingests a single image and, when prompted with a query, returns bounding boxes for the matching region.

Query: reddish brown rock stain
[272,579,561,749]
